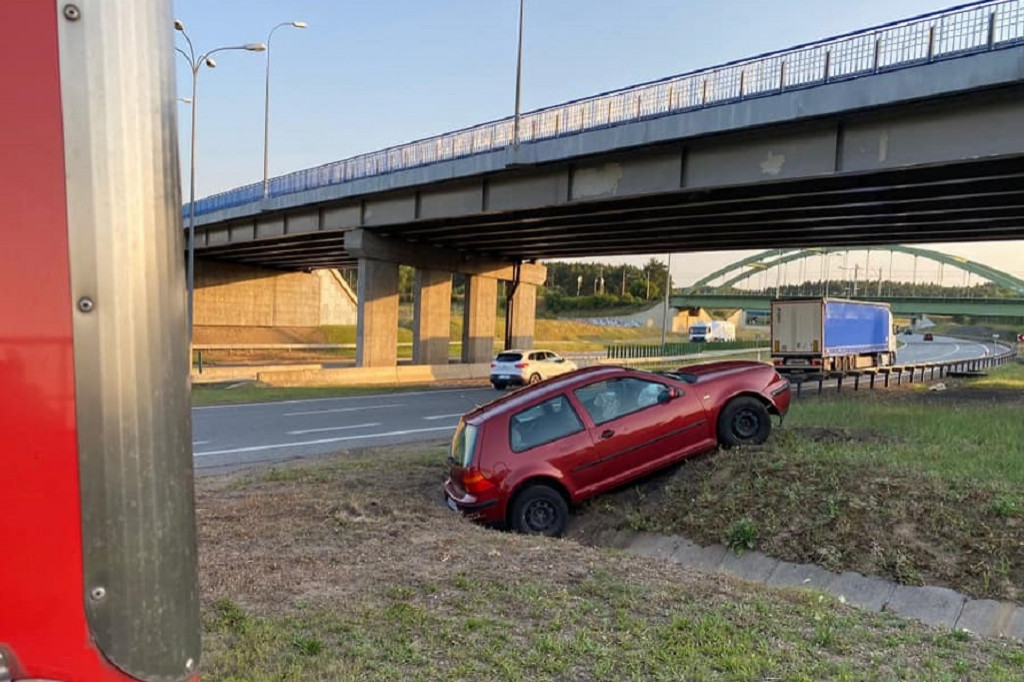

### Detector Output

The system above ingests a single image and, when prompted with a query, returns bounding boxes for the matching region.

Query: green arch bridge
[671,246,1024,318]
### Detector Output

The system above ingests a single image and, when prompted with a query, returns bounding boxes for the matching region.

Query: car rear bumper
[490,373,526,386]
[443,478,503,525]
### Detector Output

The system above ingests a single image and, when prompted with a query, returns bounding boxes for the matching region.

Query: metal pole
[262,32,274,199]
[187,65,198,352]
[262,22,306,200]
[512,0,525,146]
[661,253,672,348]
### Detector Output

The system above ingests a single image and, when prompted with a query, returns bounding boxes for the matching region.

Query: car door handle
[600,429,615,439]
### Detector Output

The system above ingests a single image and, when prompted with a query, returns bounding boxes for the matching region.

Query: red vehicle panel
[445,362,790,536]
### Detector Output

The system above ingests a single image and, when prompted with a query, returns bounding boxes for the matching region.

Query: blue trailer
[771,298,896,372]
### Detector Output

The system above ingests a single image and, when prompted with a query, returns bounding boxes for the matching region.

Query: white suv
[489,349,578,390]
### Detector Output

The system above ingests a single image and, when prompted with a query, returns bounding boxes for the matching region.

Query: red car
[444,361,791,536]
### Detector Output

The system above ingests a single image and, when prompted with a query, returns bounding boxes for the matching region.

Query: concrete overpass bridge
[188,0,1024,366]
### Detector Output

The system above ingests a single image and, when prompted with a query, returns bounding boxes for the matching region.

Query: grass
[593,365,1024,601]
[197,446,1024,682]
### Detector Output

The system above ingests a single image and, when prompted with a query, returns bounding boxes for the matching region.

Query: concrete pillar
[356,258,399,367]
[462,275,498,364]
[412,268,453,365]
[508,282,538,350]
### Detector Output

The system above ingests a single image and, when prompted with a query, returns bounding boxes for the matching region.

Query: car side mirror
[658,387,679,404]
[555,357,564,363]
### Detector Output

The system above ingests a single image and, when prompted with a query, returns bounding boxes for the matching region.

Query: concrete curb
[621,532,1023,640]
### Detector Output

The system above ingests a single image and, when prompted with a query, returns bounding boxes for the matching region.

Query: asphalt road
[192,335,1001,472]
[193,386,496,472]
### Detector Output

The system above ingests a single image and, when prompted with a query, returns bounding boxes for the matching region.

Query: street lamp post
[512,0,525,145]
[174,20,265,357]
[262,21,308,200]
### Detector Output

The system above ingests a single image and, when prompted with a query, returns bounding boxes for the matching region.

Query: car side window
[509,395,584,453]
[574,377,672,425]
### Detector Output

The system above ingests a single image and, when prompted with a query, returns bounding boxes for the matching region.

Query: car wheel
[491,381,507,390]
[717,397,771,448]
[509,484,569,537]
[528,373,542,385]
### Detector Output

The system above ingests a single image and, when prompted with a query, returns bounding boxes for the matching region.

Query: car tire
[509,484,569,537]
[717,397,771,448]
[528,373,543,385]
[491,381,507,390]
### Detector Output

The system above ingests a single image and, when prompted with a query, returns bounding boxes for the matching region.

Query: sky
[171,0,1024,287]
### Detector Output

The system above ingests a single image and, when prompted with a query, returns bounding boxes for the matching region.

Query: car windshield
[495,352,522,362]
[449,420,479,467]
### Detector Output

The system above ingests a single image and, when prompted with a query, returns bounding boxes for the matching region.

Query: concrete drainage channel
[589,529,1024,640]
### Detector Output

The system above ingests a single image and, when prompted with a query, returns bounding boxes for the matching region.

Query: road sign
[1017,333,1024,343]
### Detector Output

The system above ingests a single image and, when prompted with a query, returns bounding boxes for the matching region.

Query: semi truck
[688,320,736,342]
[770,298,897,373]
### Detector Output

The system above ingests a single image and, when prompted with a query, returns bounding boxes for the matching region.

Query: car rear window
[495,352,522,362]
[509,395,583,453]
[449,420,479,467]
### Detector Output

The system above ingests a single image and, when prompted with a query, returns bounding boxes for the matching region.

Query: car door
[570,375,712,496]
[547,351,573,377]
[506,394,604,494]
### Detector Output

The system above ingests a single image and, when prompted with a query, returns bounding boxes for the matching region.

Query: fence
[188,0,1024,218]
[606,340,765,360]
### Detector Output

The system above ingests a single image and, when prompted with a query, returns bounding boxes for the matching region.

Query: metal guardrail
[188,0,1024,218]
[787,341,1016,397]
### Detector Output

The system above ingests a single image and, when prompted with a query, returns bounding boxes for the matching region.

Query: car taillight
[811,359,822,366]
[490,362,496,368]
[462,470,496,495]
[514,362,527,369]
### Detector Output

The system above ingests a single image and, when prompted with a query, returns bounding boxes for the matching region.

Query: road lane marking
[192,387,493,411]
[287,422,381,435]
[193,440,210,446]
[423,413,464,421]
[193,425,455,457]
[283,404,405,417]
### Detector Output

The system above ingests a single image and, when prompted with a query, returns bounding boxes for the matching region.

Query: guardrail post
[927,25,936,61]
[738,69,746,98]
[795,380,803,398]
[836,374,843,393]
[869,373,876,389]
[823,49,831,83]
[818,375,824,395]
[896,369,903,386]
[779,60,786,91]
[987,11,997,49]
[873,36,882,72]
[701,79,708,105]
[854,374,860,391]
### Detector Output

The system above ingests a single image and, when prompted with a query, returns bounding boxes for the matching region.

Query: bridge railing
[188,0,1024,218]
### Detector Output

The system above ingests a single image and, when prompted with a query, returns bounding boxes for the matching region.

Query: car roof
[465,365,622,422]
[496,348,557,354]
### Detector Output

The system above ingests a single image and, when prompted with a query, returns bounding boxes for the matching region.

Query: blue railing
[188,0,1024,218]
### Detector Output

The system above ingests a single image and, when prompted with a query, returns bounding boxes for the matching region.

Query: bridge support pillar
[462,275,498,364]
[507,282,538,350]
[413,268,453,365]
[356,258,399,367]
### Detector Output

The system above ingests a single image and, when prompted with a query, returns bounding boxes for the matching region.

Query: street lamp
[262,21,308,199]
[512,0,525,145]
[174,20,265,354]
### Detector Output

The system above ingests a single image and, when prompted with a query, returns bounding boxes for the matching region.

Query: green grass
[593,367,1024,601]
[201,577,1023,682]
[781,394,1024,485]
[968,361,1024,390]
